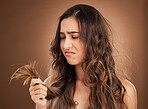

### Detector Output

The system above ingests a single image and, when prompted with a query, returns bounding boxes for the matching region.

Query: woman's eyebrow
[67,31,79,34]
[60,31,79,34]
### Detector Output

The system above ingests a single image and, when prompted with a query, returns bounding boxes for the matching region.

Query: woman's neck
[75,64,84,81]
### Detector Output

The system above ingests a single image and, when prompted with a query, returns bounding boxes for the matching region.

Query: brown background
[0,0,147,109]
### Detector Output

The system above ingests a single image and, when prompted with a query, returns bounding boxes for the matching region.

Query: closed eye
[72,36,79,39]
[71,33,79,39]
[59,32,79,39]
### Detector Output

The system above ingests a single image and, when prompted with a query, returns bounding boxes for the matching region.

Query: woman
[29,4,137,109]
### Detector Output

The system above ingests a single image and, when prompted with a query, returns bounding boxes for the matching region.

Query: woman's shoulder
[121,79,137,94]
[121,79,137,109]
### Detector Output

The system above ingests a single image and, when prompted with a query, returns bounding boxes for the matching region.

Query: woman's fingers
[29,84,47,92]
[29,79,48,97]
[30,78,43,86]
[29,78,48,107]
[31,94,47,103]
[30,88,47,97]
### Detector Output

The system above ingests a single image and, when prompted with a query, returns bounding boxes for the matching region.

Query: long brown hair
[47,4,127,109]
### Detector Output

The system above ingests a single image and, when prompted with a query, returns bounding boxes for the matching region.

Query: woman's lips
[65,51,75,56]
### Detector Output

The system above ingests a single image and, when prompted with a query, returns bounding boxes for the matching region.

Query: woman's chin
[67,61,76,65]
[67,61,81,66]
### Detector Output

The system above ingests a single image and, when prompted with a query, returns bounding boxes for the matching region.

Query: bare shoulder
[121,79,137,96]
[121,79,137,109]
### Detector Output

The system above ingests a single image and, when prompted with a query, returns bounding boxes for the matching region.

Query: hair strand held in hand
[10,61,39,85]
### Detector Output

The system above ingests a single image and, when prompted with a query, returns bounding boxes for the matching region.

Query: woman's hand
[29,78,48,108]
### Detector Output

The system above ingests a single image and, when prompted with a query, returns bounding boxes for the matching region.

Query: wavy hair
[47,4,127,109]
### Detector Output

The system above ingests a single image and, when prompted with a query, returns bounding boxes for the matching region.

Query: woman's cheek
[60,41,63,52]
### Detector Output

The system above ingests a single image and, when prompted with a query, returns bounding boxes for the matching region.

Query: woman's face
[60,17,85,66]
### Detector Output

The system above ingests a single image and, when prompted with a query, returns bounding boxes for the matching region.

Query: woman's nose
[63,38,72,49]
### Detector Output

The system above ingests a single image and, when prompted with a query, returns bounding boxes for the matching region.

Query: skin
[60,17,86,67]
[29,79,47,109]
[29,17,137,109]
[60,17,90,109]
[60,17,86,80]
